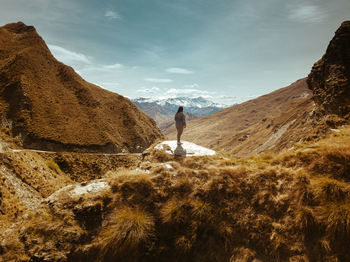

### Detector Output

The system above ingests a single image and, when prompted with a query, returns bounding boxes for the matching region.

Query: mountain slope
[0,22,162,153]
[164,78,313,157]
[132,100,175,129]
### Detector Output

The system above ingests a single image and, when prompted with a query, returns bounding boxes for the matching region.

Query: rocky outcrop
[308,21,350,118]
[0,22,163,153]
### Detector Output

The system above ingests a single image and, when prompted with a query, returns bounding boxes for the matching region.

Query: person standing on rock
[175,106,186,145]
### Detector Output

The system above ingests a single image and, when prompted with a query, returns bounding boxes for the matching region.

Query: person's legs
[176,125,184,144]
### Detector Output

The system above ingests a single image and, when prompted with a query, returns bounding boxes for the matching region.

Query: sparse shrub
[45,159,62,174]
[99,207,154,259]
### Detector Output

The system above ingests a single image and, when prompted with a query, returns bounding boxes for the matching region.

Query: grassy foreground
[1,127,350,261]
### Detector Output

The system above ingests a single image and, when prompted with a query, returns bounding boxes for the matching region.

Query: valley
[0,20,349,262]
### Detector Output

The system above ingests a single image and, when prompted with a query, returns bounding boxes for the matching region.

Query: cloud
[144,78,173,83]
[105,10,121,20]
[103,63,123,69]
[166,67,193,74]
[77,62,124,74]
[136,86,160,95]
[214,94,260,105]
[288,4,326,23]
[165,88,212,98]
[48,45,91,66]
[183,83,199,89]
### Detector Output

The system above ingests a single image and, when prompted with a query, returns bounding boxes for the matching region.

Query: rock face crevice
[0,22,163,153]
[308,21,350,118]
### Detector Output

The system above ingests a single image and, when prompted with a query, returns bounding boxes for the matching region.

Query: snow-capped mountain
[132,96,226,117]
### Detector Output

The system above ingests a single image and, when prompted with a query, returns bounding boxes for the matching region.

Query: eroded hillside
[0,22,162,153]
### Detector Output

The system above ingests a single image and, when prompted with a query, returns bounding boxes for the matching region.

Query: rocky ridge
[308,21,350,118]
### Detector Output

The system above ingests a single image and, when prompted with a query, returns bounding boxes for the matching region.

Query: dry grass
[2,126,350,262]
[45,159,62,174]
[99,207,154,260]
[314,202,350,240]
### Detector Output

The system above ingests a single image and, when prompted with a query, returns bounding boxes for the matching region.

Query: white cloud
[103,63,123,69]
[105,10,121,20]
[214,94,260,105]
[144,78,173,83]
[166,67,193,74]
[136,86,160,95]
[165,88,212,98]
[288,4,325,23]
[183,83,199,89]
[48,45,91,66]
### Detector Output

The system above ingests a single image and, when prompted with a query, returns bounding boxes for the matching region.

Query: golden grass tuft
[175,235,193,252]
[99,207,154,258]
[311,177,350,202]
[191,200,214,222]
[45,159,62,174]
[161,198,192,224]
[314,201,350,240]
[109,170,153,192]
[295,206,317,233]
[150,148,173,162]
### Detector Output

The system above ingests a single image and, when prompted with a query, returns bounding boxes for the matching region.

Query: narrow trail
[9,148,143,157]
[0,136,143,156]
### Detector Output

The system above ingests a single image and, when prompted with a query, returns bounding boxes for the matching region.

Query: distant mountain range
[132,96,227,116]
[132,96,228,130]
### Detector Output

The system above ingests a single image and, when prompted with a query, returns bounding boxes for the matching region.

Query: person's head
[177,106,183,113]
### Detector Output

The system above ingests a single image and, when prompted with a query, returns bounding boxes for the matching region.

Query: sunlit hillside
[1,126,350,261]
[0,20,349,262]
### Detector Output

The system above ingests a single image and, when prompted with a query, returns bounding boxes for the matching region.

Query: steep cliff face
[0,22,163,153]
[308,21,350,118]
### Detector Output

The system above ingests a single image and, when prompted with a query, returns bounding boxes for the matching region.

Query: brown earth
[308,21,350,118]
[165,78,314,157]
[1,126,350,262]
[1,20,350,262]
[0,134,142,236]
[0,22,163,153]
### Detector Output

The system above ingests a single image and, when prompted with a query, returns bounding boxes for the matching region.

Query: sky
[0,0,349,105]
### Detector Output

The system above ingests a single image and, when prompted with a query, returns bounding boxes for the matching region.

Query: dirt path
[9,148,143,156]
